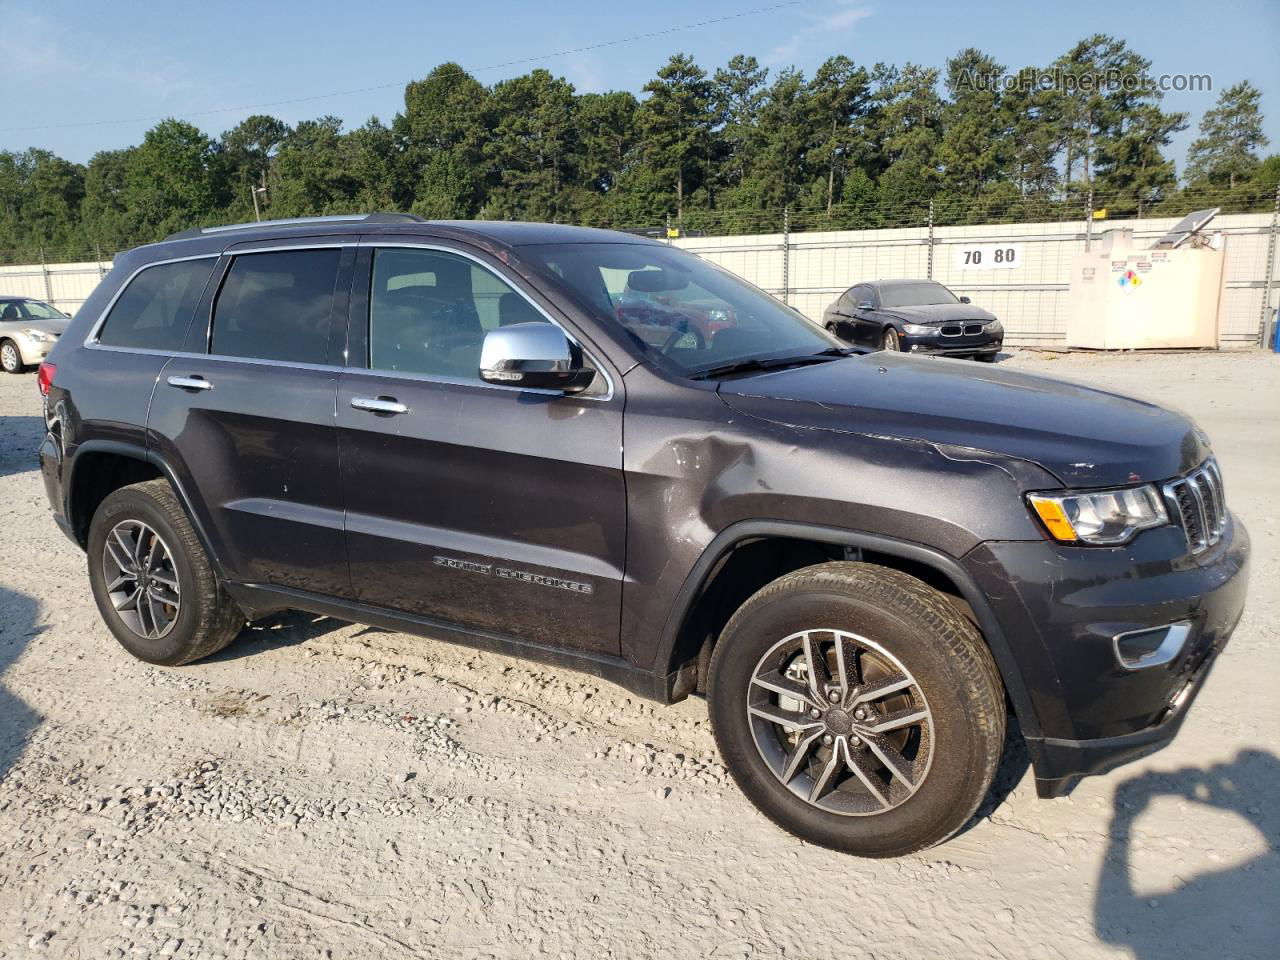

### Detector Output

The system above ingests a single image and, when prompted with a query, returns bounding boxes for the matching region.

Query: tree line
[1,34,1275,263]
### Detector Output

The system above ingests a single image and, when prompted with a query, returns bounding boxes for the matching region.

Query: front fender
[653,519,1045,739]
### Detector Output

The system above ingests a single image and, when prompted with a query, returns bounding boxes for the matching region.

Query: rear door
[147,239,355,596]
[76,256,220,458]
[336,240,627,655]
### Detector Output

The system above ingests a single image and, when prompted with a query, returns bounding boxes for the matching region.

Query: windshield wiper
[691,349,851,380]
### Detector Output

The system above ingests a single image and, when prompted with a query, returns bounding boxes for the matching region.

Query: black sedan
[822,279,1002,361]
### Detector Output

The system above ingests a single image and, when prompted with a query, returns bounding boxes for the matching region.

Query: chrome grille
[1164,459,1227,553]
[940,321,987,337]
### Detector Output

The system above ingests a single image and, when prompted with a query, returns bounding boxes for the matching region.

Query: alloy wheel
[883,329,900,352]
[102,519,181,640]
[0,343,18,372]
[746,629,934,816]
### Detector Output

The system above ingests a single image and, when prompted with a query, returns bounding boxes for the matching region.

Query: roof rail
[164,212,427,241]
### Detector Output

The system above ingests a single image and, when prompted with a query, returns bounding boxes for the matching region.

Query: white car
[0,297,70,373]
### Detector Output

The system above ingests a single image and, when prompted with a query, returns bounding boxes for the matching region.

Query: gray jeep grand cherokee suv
[36,213,1250,857]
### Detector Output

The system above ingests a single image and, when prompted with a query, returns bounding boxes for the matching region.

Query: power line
[0,2,801,135]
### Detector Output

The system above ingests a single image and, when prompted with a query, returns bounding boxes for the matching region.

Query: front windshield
[522,242,840,374]
[21,300,64,319]
[879,282,958,308]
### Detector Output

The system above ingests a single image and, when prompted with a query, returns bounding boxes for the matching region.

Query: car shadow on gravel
[205,610,355,663]
[0,585,44,782]
[0,415,44,479]
[1094,749,1280,959]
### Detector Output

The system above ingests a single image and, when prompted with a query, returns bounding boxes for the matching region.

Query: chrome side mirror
[479,322,595,393]
[857,301,874,310]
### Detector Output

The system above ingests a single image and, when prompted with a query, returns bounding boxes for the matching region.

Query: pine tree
[638,54,714,228]
[876,64,944,205]
[484,70,579,221]
[1186,82,1269,189]
[938,49,1010,197]
[397,63,490,218]
[712,55,769,194]
[808,56,872,215]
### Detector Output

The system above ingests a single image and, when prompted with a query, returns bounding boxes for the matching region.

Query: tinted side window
[368,248,547,379]
[211,249,340,363]
[97,258,217,350]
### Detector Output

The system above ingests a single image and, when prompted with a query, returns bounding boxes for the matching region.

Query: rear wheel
[0,340,24,374]
[87,480,244,665]
[881,328,901,352]
[708,562,1006,857]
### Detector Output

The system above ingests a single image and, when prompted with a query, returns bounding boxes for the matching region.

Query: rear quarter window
[95,258,217,350]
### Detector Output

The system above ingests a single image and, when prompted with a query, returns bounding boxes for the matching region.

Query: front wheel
[0,340,24,374]
[881,328,901,352]
[708,562,1006,857]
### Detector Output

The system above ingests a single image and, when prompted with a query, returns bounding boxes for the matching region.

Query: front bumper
[1027,643,1224,797]
[15,333,59,365]
[962,514,1250,797]
[901,333,1002,357]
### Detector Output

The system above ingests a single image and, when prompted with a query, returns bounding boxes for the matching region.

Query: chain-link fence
[3,187,1278,346]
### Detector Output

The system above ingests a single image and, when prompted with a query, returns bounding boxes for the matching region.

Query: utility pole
[1259,183,1280,348]
[251,186,267,222]
[1085,190,1094,252]
[927,199,935,279]
[40,247,53,303]
[781,207,791,306]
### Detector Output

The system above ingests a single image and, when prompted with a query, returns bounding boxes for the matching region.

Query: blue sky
[3,0,1278,172]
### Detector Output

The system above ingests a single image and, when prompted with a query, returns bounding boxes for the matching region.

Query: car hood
[10,317,69,336]
[879,303,997,324]
[717,352,1207,488]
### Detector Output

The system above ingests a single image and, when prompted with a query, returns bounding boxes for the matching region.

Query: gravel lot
[1,349,1277,960]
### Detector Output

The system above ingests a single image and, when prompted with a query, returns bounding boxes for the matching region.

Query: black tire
[0,339,25,374]
[881,328,901,352]
[87,479,244,665]
[708,561,1006,857]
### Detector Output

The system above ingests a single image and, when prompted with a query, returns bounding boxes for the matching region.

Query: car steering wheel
[660,325,706,354]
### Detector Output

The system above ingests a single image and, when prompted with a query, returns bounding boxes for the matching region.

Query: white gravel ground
[1,349,1277,960]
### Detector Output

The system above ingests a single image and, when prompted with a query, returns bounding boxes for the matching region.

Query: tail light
[37,361,56,397]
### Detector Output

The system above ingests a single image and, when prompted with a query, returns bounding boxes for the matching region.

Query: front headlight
[22,328,53,343]
[902,323,933,335]
[987,319,1003,333]
[1027,485,1168,545]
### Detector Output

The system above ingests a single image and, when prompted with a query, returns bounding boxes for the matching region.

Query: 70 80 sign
[954,244,1023,270]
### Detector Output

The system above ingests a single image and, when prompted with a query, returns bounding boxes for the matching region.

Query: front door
[850,285,882,347]
[337,243,627,655]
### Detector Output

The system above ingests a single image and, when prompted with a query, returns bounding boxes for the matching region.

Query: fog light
[1113,621,1193,669]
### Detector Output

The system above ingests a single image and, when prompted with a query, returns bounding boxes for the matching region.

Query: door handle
[350,396,408,415]
[167,375,212,391]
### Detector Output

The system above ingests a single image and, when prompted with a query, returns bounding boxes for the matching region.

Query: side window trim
[83,253,221,353]
[352,240,615,401]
